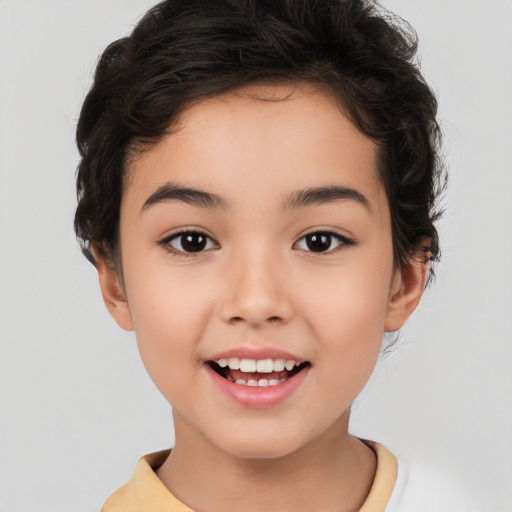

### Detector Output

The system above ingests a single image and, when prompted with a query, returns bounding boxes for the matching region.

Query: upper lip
[207,347,307,363]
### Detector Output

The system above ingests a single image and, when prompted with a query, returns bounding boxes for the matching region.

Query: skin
[95,84,428,512]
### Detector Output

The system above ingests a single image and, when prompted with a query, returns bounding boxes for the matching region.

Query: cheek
[303,258,392,336]
[122,264,215,396]
[127,256,215,333]
[300,260,392,383]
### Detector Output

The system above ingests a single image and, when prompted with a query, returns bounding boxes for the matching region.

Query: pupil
[182,233,206,252]
[306,233,331,252]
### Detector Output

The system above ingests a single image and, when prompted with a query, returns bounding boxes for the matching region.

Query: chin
[209,424,314,461]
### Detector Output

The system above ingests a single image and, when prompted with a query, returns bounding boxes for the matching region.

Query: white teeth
[233,378,282,387]
[239,359,257,372]
[273,359,286,371]
[284,360,295,371]
[256,359,273,373]
[227,357,240,370]
[215,357,303,373]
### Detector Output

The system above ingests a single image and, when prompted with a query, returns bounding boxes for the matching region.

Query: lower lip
[204,364,310,408]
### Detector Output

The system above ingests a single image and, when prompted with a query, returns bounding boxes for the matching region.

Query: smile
[209,358,310,387]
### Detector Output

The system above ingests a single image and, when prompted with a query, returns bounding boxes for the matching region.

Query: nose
[219,246,294,327]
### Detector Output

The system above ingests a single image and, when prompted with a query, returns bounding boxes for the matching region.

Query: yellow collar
[102,441,397,512]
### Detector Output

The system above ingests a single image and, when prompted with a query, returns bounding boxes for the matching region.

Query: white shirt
[387,457,477,511]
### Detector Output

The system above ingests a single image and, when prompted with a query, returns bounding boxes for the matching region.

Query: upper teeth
[215,358,301,373]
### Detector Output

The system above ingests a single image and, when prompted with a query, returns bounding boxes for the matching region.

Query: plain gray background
[0,1,511,510]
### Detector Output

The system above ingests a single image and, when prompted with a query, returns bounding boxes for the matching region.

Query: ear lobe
[92,246,134,332]
[385,254,430,332]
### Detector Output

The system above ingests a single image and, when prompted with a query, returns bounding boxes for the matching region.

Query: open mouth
[208,357,310,387]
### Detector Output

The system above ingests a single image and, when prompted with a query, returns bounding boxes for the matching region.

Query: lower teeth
[231,378,284,387]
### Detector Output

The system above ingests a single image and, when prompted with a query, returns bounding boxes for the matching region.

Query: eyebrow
[141,182,227,212]
[284,186,371,211]
[141,182,370,213]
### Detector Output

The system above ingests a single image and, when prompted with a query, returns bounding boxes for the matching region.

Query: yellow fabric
[102,450,192,512]
[359,441,398,512]
[102,442,398,512]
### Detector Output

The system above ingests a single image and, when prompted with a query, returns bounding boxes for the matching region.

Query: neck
[156,412,377,512]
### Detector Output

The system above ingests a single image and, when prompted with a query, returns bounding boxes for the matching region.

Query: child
[74,0,468,510]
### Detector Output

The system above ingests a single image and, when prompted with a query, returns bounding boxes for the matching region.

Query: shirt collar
[103,442,397,512]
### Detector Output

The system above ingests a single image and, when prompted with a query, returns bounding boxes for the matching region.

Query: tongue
[225,368,290,382]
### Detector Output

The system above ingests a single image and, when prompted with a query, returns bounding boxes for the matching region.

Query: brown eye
[305,233,331,252]
[294,231,351,253]
[166,231,218,254]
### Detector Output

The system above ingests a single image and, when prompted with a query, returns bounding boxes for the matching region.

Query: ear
[385,253,430,332]
[92,246,134,331]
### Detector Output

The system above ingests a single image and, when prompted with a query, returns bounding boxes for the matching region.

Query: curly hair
[75,0,444,277]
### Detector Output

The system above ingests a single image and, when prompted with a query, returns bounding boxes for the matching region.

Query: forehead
[124,83,386,217]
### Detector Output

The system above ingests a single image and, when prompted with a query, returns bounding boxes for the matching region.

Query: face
[99,84,422,460]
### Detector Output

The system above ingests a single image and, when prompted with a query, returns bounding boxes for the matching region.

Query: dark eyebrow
[141,182,227,212]
[284,186,371,211]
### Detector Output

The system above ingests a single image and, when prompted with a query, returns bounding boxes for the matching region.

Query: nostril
[228,315,284,325]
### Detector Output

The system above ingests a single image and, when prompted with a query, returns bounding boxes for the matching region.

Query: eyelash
[159,230,219,258]
[158,229,355,257]
[293,231,355,254]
